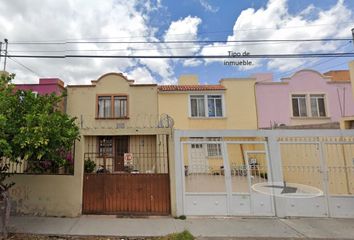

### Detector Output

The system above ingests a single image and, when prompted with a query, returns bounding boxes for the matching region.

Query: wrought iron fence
[76,114,174,129]
[1,143,75,175]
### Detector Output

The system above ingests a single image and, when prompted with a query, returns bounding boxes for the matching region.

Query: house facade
[66,73,175,216]
[14,78,65,95]
[158,75,267,212]
[255,69,354,129]
[342,60,354,129]
[158,74,258,130]
[14,77,66,111]
[7,63,354,218]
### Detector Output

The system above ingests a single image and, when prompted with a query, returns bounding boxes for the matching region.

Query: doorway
[114,136,129,171]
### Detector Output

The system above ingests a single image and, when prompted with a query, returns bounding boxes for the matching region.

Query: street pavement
[5,215,354,239]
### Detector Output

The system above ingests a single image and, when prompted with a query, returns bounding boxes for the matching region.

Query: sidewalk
[6,215,354,239]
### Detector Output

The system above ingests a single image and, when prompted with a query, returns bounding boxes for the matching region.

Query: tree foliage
[0,73,80,174]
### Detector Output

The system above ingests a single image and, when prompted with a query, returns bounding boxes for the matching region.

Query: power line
[8,56,41,77]
[8,38,352,45]
[269,41,353,81]
[8,21,354,42]
[7,41,325,53]
[1,52,354,59]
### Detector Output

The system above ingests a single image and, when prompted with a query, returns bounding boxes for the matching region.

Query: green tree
[0,73,79,237]
[0,73,79,173]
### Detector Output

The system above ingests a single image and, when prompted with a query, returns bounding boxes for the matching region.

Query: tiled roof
[158,85,226,91]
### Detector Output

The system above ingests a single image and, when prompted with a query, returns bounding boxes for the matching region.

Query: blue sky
[0,0,353,85]
[151,0,354,84]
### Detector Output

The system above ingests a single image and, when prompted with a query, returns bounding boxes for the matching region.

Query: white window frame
[189,93,225,118]
[188,137,222,158]
[291,94,307,117]
[310,94,326,117]
[190,95,205,117]
[291,93,328,118]
[206,143,222,157]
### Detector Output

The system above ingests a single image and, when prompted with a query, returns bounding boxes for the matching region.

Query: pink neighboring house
[15,78,66,111]
[255,70,354,129]
[15,78,65,95]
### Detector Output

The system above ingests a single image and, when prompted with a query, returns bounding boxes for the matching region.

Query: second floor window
[97,95,128,118]
[98,96,112,118]
[208,95,223,117]
[190,95,205,117]
[292,95,307,117]
[114,96,127,118]
[292,94,327,118]
[190,94,224,118]
[310,94,326,117]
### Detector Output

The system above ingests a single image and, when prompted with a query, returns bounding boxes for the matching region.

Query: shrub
[84,158,96,173]
[174,215,186,220]
[159,230,194,240]
[260,172,268,179]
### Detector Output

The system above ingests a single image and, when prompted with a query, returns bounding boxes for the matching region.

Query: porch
[82,133,171,215]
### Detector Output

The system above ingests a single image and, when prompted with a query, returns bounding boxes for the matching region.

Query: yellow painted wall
[65,73,177,216]
[182,138,266,175]
[179,75,199,85]
[279,138,354,195]
[129,135,157,173]
[221,79,258,129]
[158,78,258,130]
[67,73,159,131]
[349,61,354,100]
[8,138,84,217]
[324,143,354,195]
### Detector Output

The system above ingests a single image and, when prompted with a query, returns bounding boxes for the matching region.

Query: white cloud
[199,0,219,13]
[163,16,202,67]
[201,0,354,72]
[0,0,173,85]
[183,58,203,67]
[125,67,155,84]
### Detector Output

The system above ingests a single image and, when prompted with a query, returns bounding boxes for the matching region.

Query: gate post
[76,135,86,216]
[168,132,177,216]
[174,130,184,216]
[266,134,286,217]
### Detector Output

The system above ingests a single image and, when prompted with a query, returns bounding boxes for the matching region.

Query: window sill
[291,116,330,120]
[95,117,130,120]
[189,117,226,120]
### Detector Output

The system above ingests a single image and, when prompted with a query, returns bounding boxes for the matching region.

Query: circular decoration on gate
[251,181,323,198]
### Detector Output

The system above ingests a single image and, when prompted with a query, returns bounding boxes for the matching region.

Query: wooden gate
[82,173,170,215]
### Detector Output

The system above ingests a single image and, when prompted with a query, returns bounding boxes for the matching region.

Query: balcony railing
[75,113,174,130]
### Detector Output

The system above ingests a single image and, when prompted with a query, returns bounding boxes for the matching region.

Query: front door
[114,136,129,171]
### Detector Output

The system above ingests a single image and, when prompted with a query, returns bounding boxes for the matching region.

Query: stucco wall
[280,141,354,195]
[350,61,354,100]
[256,70,354,128]
[8,138,84,217]
[65,73,177,216]
[221,79,258,129]
[158,79,258,130]
[67,73,159,129]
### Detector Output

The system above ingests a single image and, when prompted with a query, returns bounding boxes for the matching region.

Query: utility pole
[352,28,354,47]
[3,39,8,71]
[0,41,2,65]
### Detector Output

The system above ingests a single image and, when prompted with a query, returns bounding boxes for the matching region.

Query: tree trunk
[1,191,10,239]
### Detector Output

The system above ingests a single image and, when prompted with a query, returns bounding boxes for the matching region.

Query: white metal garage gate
[174,130,354,218]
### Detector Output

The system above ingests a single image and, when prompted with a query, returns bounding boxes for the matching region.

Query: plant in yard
[259,172,268,179]
[84,158,96,173]
[158,230,195,240]
[0,73,80,238]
